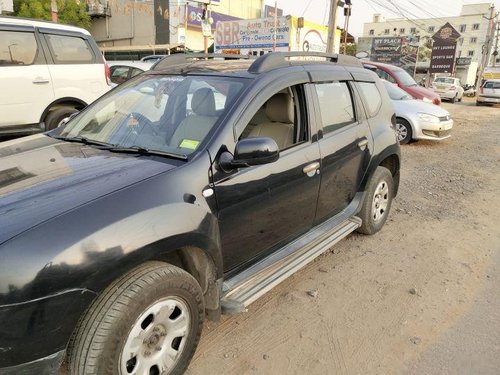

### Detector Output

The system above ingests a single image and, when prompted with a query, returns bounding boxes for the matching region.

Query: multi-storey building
[362,3,497,83]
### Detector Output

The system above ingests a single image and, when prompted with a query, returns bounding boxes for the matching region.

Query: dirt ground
[187,98,500,375]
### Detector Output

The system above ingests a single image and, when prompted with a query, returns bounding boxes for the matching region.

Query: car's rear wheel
[395,118,412,144]
[357,166,393,235]
[68,262,204,375]
[45,107,79,130]
[451,94,456,103]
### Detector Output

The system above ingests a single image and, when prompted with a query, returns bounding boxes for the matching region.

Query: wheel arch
[40,97,88,124]
[396,115,415,134]
[361,145,400,198]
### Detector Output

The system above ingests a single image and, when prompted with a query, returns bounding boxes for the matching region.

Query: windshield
[56,74,245,156]
[393,68,417,87]
[382,80,414,100]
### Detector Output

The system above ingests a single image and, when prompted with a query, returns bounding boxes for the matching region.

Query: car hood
[404,85,440,100]
[0,134,177,245]
[391,98,451,118]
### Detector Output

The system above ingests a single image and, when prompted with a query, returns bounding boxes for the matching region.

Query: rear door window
[0,30,38,66]
[314,81,356,134]
[45,34,94,63]
[357,82,382,117]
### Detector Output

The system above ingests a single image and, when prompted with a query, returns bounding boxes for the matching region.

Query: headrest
[265,93,294,123]
[192,88,216,116]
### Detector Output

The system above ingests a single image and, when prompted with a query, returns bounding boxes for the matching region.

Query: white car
[0,17,112,136]
[383,80,453,144]
[476,79,500,106]
[431,77,464,103]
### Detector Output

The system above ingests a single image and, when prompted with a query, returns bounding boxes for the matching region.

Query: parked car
[431,77,464,103]
[108,60,154,86]
[0,52,400,374]
[382,80,453,144]
[0,16,112,136]
[476,79,500,106]
[362,60,441,105]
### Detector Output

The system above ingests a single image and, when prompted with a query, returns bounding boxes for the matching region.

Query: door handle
[303,162,320,175]
[357,139,368,150]
[33,77,50,84]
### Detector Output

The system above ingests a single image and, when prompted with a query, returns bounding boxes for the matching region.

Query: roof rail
[151,53,251,70]
[248,52,362,74]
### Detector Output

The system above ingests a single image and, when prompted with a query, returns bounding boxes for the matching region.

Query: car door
[308,73,372,225]
[212,83,321,273]
[40,30,107,105]
[0,26,54,128]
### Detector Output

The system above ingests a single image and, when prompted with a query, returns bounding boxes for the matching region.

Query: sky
[263,0,500,37]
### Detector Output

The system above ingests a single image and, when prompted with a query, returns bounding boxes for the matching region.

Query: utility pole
[327,0,339,53]
[475,5,496,94]
[492,20,499,67]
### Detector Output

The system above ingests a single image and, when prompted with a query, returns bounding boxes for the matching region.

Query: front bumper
[414,119,453,141]
[0,289,95,370]
[0,350,65,375]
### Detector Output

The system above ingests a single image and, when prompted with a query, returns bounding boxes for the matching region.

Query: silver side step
[221,216,361,314]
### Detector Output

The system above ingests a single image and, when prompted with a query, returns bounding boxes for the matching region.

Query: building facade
[88,0,263,56]
[362,3,497,83]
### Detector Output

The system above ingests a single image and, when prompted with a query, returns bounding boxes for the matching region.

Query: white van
[0,17,112,136]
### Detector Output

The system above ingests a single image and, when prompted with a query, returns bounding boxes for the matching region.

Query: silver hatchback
[477,79,500,106]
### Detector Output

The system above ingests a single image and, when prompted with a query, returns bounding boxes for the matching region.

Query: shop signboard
[187,5,240,31]
[429,22,460,73]
[370,37,402,64]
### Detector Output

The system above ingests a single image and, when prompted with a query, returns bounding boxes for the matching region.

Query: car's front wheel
[395,118,412,144]
[357,166,394,235]
[68,262,204,375]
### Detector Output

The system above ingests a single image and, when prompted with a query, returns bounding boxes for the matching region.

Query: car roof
[0,16,90,35]
[361,60,402,72]
[151,52,363,77]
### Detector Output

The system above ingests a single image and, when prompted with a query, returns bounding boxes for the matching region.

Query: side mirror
[219,137,279,172]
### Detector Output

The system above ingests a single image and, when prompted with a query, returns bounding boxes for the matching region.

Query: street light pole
[8,43,17,62]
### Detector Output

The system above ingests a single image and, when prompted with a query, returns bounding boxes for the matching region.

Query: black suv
[0,52,400,374]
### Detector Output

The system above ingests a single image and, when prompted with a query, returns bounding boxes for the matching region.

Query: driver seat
[170,88,218,150]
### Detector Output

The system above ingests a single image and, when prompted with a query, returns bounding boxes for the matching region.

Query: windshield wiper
[51,135,114,148]
[107,145,188,160]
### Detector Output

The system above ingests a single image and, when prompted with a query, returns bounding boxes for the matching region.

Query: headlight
[422,97,433,103]
[417,112,440,123]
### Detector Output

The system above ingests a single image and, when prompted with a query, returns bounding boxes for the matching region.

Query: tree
[13,0,91,29]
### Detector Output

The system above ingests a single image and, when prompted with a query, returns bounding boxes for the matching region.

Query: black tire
[476,101,482,106]
[450,95,456,103]
[395,118,412,145]
[356,166,394,235]
[67,261,204,375]
[45,107,78,130]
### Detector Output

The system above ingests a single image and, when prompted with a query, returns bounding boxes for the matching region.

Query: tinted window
[357,82,382,117]
[0,30,37,65]
[110,66,130,84]
[315,82,355,133]
[392,69,417,86]
[45,34,94,63]
[484,81,500,89]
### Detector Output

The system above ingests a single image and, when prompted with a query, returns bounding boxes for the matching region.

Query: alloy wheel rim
[120,297,190,375]
[396,123,408,142]
[372,180,389,223]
